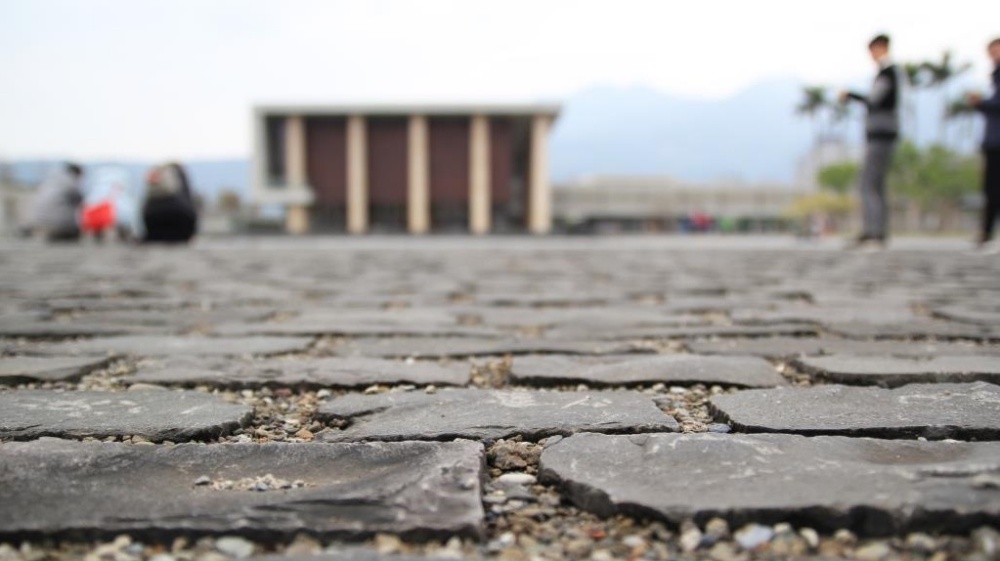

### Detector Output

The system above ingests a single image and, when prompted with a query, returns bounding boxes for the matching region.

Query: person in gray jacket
[30,163,84,242]
[840,34,901,249]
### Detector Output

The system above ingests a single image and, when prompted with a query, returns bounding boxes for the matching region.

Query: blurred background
[1,0,997,237]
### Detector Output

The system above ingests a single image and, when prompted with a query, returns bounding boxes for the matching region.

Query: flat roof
[254,103,560,118]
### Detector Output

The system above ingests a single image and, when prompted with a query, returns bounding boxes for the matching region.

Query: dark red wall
[366,117,409,205]
[305,117,347,207]
[429,117,470,204]
[489,118,513,205]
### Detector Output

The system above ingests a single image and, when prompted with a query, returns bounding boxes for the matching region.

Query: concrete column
[469,115,491,235]
[284,115,309,234]
[407,115,430,234]
[528,115,552,234]
[347,115,369,234]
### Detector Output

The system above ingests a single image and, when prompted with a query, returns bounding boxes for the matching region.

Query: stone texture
[0,390,253,441]
[687,337,999,359]
[710,382,1000,439]
[539,432,1000,535]
[33,335,314,357]
[333,337,650,359]
[317,388,677,443]
[0,438,485,541]
[545,323,818,341]
[509,354,785,388]
[0,356,111,384]
[128,356,471,388]
[794,355,1000,387]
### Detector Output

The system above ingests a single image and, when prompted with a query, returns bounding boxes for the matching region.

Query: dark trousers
[983,149,1000,241]
[859,140,896,240]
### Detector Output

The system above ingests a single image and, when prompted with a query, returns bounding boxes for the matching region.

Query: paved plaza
[0,236,999,560]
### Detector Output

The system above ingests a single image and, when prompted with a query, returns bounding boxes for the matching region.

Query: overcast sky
[1,0,997,160]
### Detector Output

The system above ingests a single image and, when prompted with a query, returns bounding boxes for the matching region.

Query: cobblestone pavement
[1,236,999,561]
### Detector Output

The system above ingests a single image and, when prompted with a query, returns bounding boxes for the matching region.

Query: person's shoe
[845,235,886,251]
[844,235,870,250]
[972,238,1000,255]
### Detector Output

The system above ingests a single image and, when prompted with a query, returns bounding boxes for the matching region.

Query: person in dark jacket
[142,162,198,243]
[968,37,1000,251]
[840,34,901,249]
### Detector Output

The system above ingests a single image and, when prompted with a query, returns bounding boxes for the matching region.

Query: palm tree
[922,51,973,145]
[796,86,830,145]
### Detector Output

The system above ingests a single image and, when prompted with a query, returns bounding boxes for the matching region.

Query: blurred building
[554,176,804,233]
[252,104,560,235]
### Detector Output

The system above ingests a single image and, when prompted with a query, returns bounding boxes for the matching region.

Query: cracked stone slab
[215,320,500,338]
[128,356,471,388]
[333,338,651,359]
[709,382,1000,439]
[0,439,485,541]
[538,432,1000,535]
[509,355,785,388]
[794,355,1000,387]
[687,337,1000,359]
[545,323,818,341]
[31,336,314,357]
[827,320,998,342]
[0,356,112,384]
[0,390,253,442]
[317,388,677,443]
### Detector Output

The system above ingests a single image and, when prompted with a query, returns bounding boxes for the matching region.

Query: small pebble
[854,541,892,561]
[193,475,211,486]
[799,527,820,549]
[734,523,774,550]
[679,522,703,552]
[496,472,536,485]
[215,536,255,559]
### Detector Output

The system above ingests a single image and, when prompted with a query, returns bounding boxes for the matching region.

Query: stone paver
[509,354,785,387]
[32,335,314,357]
[0,438,485,540]
[539,432,1000,535]
[710,382,1000,439]
[0,356,111,383]
[0,390,253,441]
[333,337,650,359]
[317,389,677,443]
[687,337,998,359]
[794,355,1000,387]
[2,238,1000,549]
[128,356,471,388]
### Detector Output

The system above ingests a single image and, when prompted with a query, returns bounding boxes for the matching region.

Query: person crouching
[142,162,198,243]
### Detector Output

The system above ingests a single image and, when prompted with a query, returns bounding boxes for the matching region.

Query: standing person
[968,37,1000,252]
[142,162,198,243]
[30,162,84,242]
[840,34,901,250]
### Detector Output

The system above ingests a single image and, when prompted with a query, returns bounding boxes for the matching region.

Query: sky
[1,0,997,161]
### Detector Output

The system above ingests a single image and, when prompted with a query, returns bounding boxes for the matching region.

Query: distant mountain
[550,79,852,184]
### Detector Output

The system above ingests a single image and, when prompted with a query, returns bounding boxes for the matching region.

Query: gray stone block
[794,355,1000,387]
[317,388,677,443]
[0,439,485,541]
[710,382,1000,439]
[33,336,314,357]
[539,432,1000,535]
[510,354,785,388]
[0,356,112,384]
[129,356,471,388]
[0,390,253,441]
